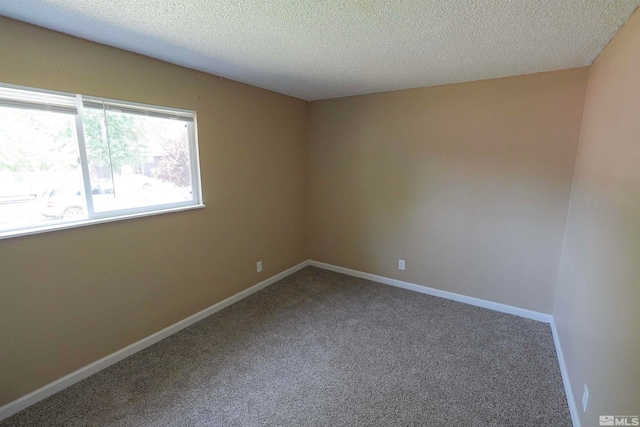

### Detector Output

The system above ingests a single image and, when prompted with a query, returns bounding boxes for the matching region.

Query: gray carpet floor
[1,267,571,426]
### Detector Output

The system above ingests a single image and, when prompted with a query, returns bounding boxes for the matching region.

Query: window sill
[0,203,206,240]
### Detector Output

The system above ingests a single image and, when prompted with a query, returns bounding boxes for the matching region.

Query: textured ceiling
[1,1,639,100]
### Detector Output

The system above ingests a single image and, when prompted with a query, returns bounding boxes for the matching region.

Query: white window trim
[0,204,206,240]
[0,83,205,240]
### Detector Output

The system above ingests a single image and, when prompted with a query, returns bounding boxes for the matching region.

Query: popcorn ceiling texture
[0,0,638,100]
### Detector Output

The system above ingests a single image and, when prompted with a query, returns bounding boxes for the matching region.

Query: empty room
[0,1,638,426]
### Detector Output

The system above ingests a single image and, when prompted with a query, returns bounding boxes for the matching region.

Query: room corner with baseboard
[551,6,640,426]
[1,2,640,426]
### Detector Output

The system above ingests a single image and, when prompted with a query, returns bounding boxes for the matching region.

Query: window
[0,84,203,238]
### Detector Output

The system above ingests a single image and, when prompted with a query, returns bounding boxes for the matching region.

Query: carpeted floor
[1,267,571,426]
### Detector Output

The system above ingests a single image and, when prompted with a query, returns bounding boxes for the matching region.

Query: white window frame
[0,83,205,240]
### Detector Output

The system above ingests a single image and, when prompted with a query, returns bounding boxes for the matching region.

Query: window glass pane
[82,108,194,214]
[0,105,85,231]
[0,83,201,238]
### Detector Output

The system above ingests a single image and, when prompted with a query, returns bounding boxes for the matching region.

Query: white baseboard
[0,260,309,422]
[3,259,577,425]
[309,260,552,323]
[551,319,581,427]
[309,261,584,425]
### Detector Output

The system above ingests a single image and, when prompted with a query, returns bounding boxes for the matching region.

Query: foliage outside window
[0,84,203,238]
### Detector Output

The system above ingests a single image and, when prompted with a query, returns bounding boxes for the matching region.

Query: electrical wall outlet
[398,259,406,270]
[582,384,589,412]
[257,261,263,273]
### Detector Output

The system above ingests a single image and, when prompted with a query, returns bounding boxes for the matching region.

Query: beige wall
[554,8,640,425]
[309,69,588,313]
[0,17,308,406]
